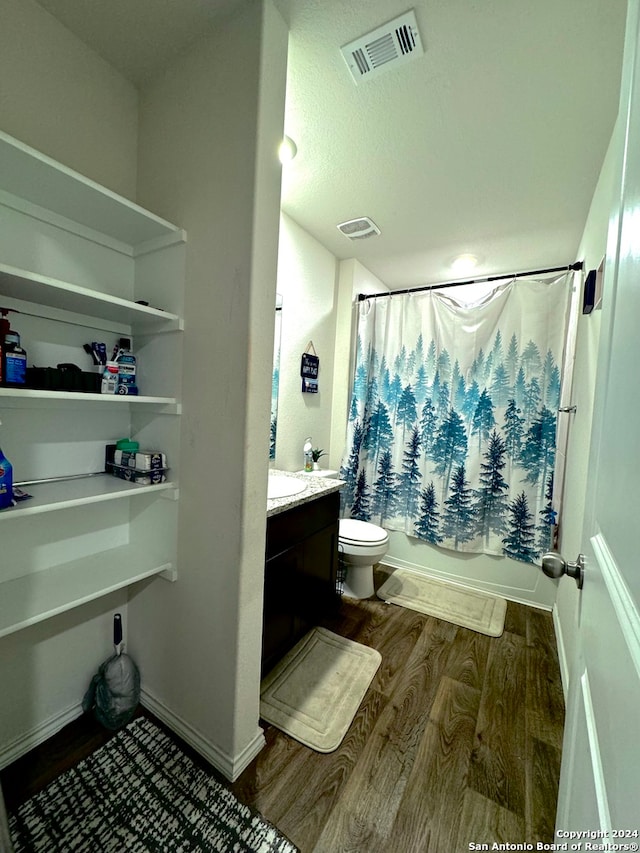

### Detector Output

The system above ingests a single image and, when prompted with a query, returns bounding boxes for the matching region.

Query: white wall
[0,0,138,199]
[554,125,620,689]
[272,213,339,472]
[0,0,138,763]
[130,0,288,779]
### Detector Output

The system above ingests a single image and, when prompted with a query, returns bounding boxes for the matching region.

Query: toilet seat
[339,518,388,546]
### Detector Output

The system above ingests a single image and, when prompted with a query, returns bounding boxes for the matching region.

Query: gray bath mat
[260,627,381,753]
[9,717,297,853]
[377,569,506,637]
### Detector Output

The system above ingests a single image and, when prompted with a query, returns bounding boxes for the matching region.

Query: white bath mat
[260,627,381,753]
[377,569,506,637]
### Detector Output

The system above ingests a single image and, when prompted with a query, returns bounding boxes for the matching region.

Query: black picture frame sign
[301,350,319,393]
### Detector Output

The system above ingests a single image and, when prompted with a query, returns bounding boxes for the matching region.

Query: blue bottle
[0,420,13,510]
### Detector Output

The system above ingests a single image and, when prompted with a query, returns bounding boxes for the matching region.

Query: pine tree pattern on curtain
[340,276,571,564]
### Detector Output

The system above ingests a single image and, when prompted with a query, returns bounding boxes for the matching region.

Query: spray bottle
[0,419,14,510]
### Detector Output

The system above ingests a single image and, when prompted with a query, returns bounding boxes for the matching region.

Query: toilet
[338,518,389,599]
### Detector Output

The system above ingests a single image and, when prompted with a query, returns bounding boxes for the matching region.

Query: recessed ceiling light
[451,254,479,274]
[278,136,297,163]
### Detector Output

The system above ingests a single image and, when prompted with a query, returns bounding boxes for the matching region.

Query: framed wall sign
[301,342,319,393]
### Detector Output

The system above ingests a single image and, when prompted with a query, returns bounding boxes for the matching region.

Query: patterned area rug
[260,627,381,753]
[377,569,507,637]
[9,717,298,853]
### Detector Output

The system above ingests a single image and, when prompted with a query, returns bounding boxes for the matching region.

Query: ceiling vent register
[337,217,381,240]
[341,9,424,84]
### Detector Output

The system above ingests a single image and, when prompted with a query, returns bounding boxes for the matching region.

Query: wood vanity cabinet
[262,490,340,675]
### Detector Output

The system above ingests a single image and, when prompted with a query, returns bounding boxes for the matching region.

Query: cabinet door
[298,523,339,619]
[262,545,302,676]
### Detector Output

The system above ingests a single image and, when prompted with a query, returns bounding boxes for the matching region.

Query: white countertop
[267,469,345,517]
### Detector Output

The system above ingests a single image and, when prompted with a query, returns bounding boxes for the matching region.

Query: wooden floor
[1,573,565,853]
[232,572,565,853]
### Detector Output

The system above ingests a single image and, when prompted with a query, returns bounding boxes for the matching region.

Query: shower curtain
[340,275,572,564]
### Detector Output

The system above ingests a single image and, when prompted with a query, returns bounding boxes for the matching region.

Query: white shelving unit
[0,130,185,639]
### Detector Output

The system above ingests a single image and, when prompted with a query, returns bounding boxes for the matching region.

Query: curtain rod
[356,261,584,302]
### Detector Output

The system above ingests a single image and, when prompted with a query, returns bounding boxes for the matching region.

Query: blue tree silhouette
[351,468,372,521]
[420,398,438,457]
[536,472,557,554]
[474,429,510,545]
[462,379,480,424]
[506,333,519,384]
[340,419,364,512]
[425,339,437,381]
[490,362,511,406]
[398,425,423,518]
[503,491,538,563]
[432,408,468,494]
[471,390,496,451]
[397,384,418,442]
[523,377,541,422]
[372,448,398,519]
[521,339,542,378]
[414,363,429,405]
[442,464,475,548]
[503,398,525,460]
[364,399,395,472]
[388,373,403,413]
[415,481,442,543]
[520,407,556,496]
[514,366,527,410]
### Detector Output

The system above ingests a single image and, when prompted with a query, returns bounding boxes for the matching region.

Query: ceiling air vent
[337,217,381,240]
[340,9,424,85]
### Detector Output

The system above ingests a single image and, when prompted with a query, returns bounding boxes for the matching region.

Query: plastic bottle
[3,329,27,387]
[114,337,138,395]
[303,437,313,472]
[0,419,13,510]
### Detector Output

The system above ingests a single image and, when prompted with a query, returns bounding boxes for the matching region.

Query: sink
[268,475,307,500]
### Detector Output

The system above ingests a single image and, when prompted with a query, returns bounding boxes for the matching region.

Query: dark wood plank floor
[231,571,565,853]
[1,571,565,853]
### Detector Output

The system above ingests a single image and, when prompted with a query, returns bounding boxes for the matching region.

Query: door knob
[541,551,585,589]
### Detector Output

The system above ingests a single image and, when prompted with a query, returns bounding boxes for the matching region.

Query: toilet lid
[339,518,388,545]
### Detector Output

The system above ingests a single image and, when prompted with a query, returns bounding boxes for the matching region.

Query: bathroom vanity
[263,472,343,675]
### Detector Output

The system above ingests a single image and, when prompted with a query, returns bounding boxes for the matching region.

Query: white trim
[140,688,266,782]
[552,603,570,701]
[581,669,612,833]
[379,557,554,612]
[0,702,83,771]
[591,532,640,681]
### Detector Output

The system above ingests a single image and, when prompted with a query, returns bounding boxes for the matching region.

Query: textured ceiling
[35,0,627,288]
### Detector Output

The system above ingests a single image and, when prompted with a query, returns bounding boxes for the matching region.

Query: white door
[555,0,640,837]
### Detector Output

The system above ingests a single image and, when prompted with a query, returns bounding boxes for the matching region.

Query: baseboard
[552,603,570,702]
[379,557,553,612]
[140,688,266,783]
[0,702,84,771]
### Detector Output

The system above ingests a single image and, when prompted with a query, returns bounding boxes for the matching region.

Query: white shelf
[0,387,181,412]
[0,543,175,639]
[0,474,177,523]
[0,129,183,643]
[0,130,181,248]
[0,263,182,331]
